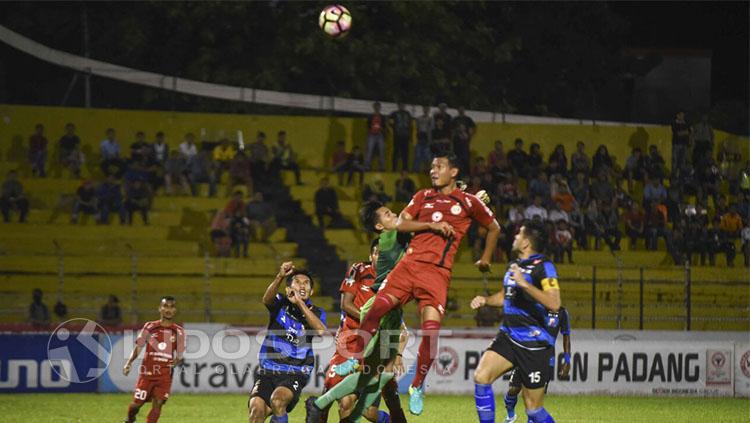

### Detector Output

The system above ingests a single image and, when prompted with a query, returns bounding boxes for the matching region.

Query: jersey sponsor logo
[424,203,434,209]
[431,211,443,222]
[450,204,462,215]
[360,285,371,292]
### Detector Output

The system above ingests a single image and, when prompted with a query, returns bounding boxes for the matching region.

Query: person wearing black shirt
[314,177,342,228]
[389,102,413,172]
[452,106,476,176]
[1,170,29,223]
[671,111,691,179]
[71,180,98,224]
[58,123,82,178]
[507,138,529,179]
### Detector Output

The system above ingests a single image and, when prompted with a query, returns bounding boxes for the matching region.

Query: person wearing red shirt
[356,148,501,415]
[365,102,386,171]
[123,296,185,423]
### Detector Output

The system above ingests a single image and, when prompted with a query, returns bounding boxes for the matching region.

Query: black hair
[161,295,176,303]
[286,269,314,288]
[360,200,385,233]
[370,237,380,252]
[430,143,461,171]
[521,219,548,253]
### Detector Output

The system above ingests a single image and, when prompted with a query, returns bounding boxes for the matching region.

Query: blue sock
[474,383,495,423]
[377,410,390,423]
[504,392,518,418]
[526,407,554,423]
[272,415,288,423]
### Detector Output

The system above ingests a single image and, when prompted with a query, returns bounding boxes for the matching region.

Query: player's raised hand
[475,189,491,205]
[474,259,491,273]
[429,221,454,238]
[277,261,295,278]
[510,263,529,288]
[470,295,486,310]
[287,289,303,306]
[123,362,132,376]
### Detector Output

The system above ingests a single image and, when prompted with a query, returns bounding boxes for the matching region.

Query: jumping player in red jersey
[122,296,185,423]
[356,148,501,415]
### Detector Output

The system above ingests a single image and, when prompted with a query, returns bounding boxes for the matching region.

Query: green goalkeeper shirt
[373,230,410,291]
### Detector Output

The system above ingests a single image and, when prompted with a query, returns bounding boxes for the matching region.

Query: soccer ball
[319,4,352,38]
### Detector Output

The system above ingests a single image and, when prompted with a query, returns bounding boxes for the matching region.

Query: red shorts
[323,352,350,390]
[133,376,172,404]
[379,258,451,314]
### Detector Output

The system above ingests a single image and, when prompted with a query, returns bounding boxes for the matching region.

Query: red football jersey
[135,320,185,379]
[337,262,376,332]
[403,188,496,269]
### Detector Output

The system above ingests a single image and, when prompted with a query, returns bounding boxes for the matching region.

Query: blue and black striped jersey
[259,293,327,374]
[500,253,561,350]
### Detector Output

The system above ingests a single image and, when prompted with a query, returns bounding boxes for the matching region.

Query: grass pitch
[1,393,747,422]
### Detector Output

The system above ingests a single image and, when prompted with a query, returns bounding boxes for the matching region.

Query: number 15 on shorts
[529,371,541,384]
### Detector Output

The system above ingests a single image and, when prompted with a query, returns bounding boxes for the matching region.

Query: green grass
[0,393,747,422]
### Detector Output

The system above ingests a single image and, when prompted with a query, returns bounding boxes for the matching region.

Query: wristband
[563,352,571,365]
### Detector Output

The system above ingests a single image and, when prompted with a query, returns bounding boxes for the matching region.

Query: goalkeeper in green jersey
[306,201,411,423]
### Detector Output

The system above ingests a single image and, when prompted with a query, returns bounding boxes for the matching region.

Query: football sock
[504,392,518,418]
[474,383,495,423]
[146,407,161,423]
[382,378,406,422]
[526,407,554,423]
[126,403,140,422]
[273,414,288,423]
[410,320,441,389]
[377,410,390,423]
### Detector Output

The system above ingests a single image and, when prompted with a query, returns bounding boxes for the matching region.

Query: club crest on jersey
[431,211,443,222]
[157,341,167,351]
[450,204,462,215]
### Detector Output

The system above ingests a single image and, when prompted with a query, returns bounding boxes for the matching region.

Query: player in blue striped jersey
[248,261,327,423]
[470,220,561,423]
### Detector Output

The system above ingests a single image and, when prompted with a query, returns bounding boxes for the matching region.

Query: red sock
[147,407,161,423]
[126,404,140,423]
[411,320,441,389]
[354,294,395,356]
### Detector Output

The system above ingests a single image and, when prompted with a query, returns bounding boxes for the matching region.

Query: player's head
[370,238,380,265]
[513,220,548,255]
[430,145,460,188]
[159,296,177,320]
[286,269,314,301]
[360,201,398,233]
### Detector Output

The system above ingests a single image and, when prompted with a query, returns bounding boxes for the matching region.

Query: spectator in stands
[210,210,232,257]
[188,150,218,197]
[71,180,98,224]
[389,102,413,171]
[704,216,736,267]
[365,102,386,171]
[742,221,750,267]
[471,157,489,179]
[58,123,82,178]
[548,202,569,225]
[569,204,588,249]
[550,173,571,199]
[363,179,392,204]
[691,114,714,167]
[643,178,667,208]
[720,206,743,239]
[228,150,253,195]
[271,131,302,185]
[178,132,198,165]
[499,204,525,260]
[527,143,544,177]
[497,173,521,209]
[548,144,568,177]
[1,170,29,223]
[28,288,50,327]
[697,157,721,207]
[130,131,150,163]
[506,138,528,179]
[551,219,574,263]
[395,170,416,203]
[331,140,350,184]
[552,182,576,213]
[213,138,235,181]
[100,295,122,326]
[524,195,548,221]
[29,123,48,177]
[488,140,511,183]
[645,202,673,252]
[124,180,152,225]
[414,105,433,172]
[100,128,124,176]
[645,144,666,180]
[623,147,646,193]
[152,131,169,167]
[334,144,366,186]
[96,175,125,225]
[224,190,245,216]
[571,141,590,176]
[314,176,341,228]
[590,172,614,206]
[163,150,190,196]
[591,145,614,178]
[528,172,551,205]
[245,192,277,243]
[671,110,691,178]
[452,106,476,175]
[737,192,750,223]
[249,131,270,184]
[623,203,645,250]
[431,113,451,148]
[569,170,590,208]
[229,209,250,258]
[593,200,621,251]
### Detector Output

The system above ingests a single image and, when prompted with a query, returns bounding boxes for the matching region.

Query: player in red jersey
[122,296,185,423]
[356,148,501,415]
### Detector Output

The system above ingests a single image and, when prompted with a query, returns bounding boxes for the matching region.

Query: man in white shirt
[524,195,549,221]
[179,133,198,164]
[548,202,569,224]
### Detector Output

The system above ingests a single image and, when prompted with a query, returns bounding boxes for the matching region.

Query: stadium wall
[2,326,748,397]
[1,104,747,171]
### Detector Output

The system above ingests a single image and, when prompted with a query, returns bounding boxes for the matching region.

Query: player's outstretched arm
[470,290,504,309]
[262,261,294,306]
[123,328,146,376]
[396,210,454,237]
[559,333,572,378]
[340,291,359,322]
